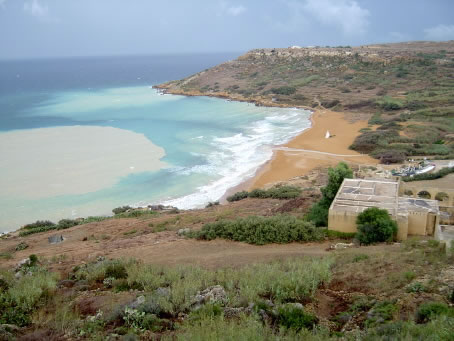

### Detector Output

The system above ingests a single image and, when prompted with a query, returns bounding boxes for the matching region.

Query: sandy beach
[248,108,378,189]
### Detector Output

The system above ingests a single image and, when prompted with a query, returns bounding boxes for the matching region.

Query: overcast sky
[1,0,454,59]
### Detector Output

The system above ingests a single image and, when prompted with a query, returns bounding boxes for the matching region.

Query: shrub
[205,201,220,208]
[356,207,398,245]
[23,220,55,230]
[377,96,404,111]
[227,186,302,202]
[15,242,29,251]
[307,162,353,227]
[402,167,454,182]
[373,150,406,164]
[306,200,330,227]
[324,230,356,240]
[105,262,128,280]
[266,186,302,199]
[112,206,132,214]
[19,225,56,237]
[57,219,80,230]
[366,301,398,327]
[1,268,57,326]
[350,130,399,154]
[277,304,318,331]
[191,215,323,245]
[416,302,454,323]
[226,191,249,202]
[270,86,297,95]
[407,282,426,293]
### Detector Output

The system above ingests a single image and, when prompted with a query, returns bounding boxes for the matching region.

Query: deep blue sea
[0,54,311,232]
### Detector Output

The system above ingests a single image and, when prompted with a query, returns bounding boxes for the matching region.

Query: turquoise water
[0,56,311,232]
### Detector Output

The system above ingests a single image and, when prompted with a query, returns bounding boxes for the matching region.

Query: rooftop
[330,178,439,216]
[331,178,399,214]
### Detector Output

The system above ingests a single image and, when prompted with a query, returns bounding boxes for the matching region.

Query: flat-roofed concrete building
[328,178,440,240]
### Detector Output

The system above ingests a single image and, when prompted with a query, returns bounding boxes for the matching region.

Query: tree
[356,207,397,245]
[307,162,353,226]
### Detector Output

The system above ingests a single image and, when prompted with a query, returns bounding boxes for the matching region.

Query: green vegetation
[306,162,353,226]
[270,86,296,95]
[402,166,454,182]
[416,302,454,323]
[0,256,57,327]
[23,220,55,230]
[112,205,132,214]
[356,207,398,245]
[324,230,356,240]
[191,215,323,245]
[226,185,302,202]
[277,304,318,331]
[226,190,249,202]
[1,236,454,339]
[18,216,109,237]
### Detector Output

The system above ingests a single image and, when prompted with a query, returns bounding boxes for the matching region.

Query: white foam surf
[154,107,312,209]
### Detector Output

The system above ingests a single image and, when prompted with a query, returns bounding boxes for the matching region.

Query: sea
[0,54,311,232]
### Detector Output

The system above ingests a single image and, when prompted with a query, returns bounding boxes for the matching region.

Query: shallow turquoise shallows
[0,56,311,232]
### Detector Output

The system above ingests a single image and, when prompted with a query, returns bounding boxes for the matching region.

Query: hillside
[157,41,454,163]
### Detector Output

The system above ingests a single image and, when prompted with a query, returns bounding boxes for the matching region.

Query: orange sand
[249,109,378,188]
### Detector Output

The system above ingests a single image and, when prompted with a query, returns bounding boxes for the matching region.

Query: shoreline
[156,85,377,198]
[2,90,374,235]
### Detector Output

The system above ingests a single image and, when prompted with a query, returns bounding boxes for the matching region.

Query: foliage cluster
[270,86,297,95]
[112,206,133,214]
[0,261,57,327]
[306,162,353,227]
[402,166,454,182]
[191,215,323,245]
[226,185,302,202]
[356,207,398,245]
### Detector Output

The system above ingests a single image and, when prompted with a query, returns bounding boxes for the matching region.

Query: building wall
[327,210,358,233]
[399,183,454,208]
[396,214,409,241]
[407,211,429,236]
[328,208,436,240]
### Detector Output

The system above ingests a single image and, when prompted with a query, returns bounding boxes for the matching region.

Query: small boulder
[177,228,190,236]
[191,285,227,309]
[48,234,64,244]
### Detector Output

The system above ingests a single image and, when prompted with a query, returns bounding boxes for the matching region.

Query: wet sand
[249,109,378,189]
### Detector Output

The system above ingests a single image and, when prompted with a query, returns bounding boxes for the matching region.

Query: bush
[57,219,80,230]
[23,220,55,230]
[1,268,57,326]
[365,301,398,327]
[277,304,318,331]
[356,207,398,245]
[373,150,406,164]
[226,191,249,202]
[270,86,297,95]
[191,215,323,245]
[350,130,399,154]
[227,186,302,202]
[402,167,454,182]
[307,162,353,227]
[376,96,404,111]
[416,302,454,323]
[15,242,29,251]
[105,262,128,280]
[112,206,132,215]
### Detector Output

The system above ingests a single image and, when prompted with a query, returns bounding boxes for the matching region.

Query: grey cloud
[424,24,454,41]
